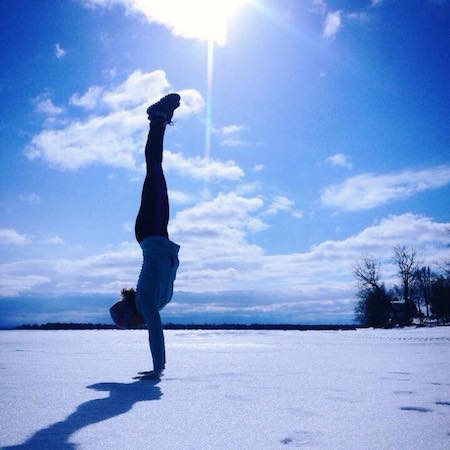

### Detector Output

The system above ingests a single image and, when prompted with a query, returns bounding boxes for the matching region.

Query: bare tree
[393,245,418,323]
[415,266,432,318]
[410,278,423,317]
[354,257,381,292]
[354,257,392,326]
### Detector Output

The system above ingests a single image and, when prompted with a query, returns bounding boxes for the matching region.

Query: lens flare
[204,40,214,162]
[138,0,245,45]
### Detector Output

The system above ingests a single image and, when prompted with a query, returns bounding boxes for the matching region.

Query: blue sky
[0,0,449,327]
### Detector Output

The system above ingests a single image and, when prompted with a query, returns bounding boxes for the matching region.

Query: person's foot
[137,364,165,377]
[136,369,164,380]
[146,93,181,124]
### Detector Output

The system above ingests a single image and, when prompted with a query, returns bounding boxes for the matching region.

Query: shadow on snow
[2,380,162,449]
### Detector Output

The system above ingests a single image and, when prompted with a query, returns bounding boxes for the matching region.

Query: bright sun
[138,0,245,45]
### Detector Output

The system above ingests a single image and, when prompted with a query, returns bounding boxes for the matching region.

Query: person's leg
[146,309,165,373]
[135,92,180,243]
[135,117,169,242]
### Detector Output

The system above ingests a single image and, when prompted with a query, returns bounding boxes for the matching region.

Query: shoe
[145,370,163,379]
[135,369,163,380]
[146,93,181,124]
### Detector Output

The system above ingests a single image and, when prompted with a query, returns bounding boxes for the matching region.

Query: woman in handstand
[133,93,181,379]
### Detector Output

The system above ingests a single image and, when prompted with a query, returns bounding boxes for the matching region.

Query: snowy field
[1,328,449,449]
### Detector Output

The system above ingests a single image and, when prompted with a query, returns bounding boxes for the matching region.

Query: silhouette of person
[132,94,181,378]
[2,380,161,449]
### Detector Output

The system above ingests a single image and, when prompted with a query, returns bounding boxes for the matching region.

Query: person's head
[121,287,135,303]
[111,287,143,328]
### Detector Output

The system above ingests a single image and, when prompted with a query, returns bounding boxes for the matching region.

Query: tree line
[354,245,449,327]
[15,323,357,331]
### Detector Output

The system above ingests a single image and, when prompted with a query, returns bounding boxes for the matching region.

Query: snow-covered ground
[1,327,449,449]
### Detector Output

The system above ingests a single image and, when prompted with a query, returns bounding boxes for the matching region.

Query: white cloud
[292,210,304,219]
[371,0,383,6]
[171,192,266,240]
[54,43,67,59]
[80,0,241,45]
[265,195,295,215]
[214,124,247,136]
[0,273,50,297]
[323,10,342,38]
[19,193,41,205]
[176,89,205,118]
[0,230,65,247]
[235,182,261,195]
[1,212,448,322]
[213,123,254,148]
[42,117,69,128]
[0,240,142,297]
[67,71,204,114]
[0,228,27,245]
[25,106,143,170]
[34,93,64,116]
[322,165,450,211]
[102,70,169,109]
[325,153,353,169]
[168,190,194,205]
[0,230,64,247]
[253,164,264,172]
[249,213,449,297]
[164,150,244,181]
[167,191,268,291]
[25,70,209,172]
[246,217,269,232]
[313,1,368,35]
[70,85,104,109]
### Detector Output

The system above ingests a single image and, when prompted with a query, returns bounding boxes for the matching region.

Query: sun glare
[141,0,246,164]
[141,0,245,45]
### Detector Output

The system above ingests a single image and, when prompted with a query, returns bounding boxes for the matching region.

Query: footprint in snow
[280,430,313,447]
[400,406,433,413]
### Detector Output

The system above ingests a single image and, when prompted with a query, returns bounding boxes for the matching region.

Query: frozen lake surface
[1,327,449,449]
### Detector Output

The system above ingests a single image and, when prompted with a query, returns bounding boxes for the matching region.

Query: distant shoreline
[5,323,359,331]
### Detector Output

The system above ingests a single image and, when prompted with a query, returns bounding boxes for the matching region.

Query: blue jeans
[146,309,166,372]
[135,236,180,372]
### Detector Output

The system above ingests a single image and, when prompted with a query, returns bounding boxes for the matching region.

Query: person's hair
[121,287,135,302]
